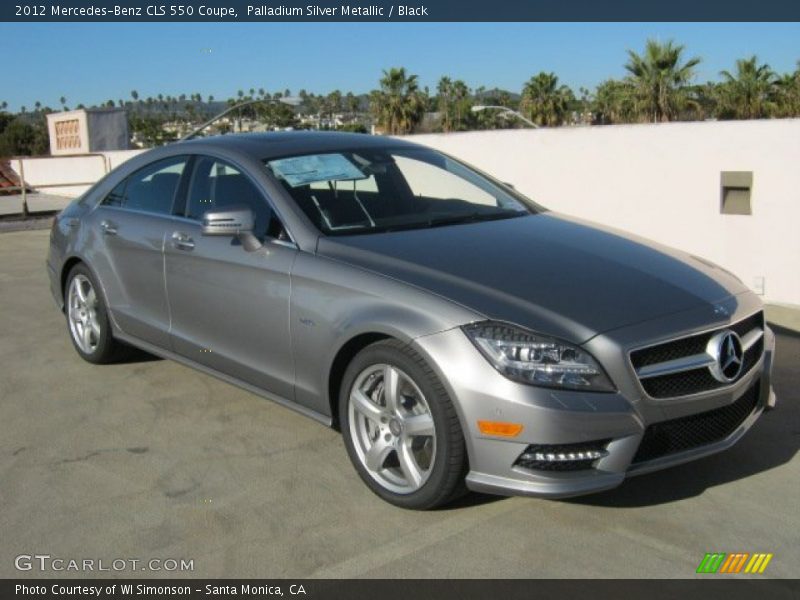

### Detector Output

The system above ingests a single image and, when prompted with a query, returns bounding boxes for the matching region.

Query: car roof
[173,131,422,160]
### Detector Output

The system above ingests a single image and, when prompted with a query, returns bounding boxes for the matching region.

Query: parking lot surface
[1,229,798,579]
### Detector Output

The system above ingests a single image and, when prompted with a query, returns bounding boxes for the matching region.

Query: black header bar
[4,0,800,22]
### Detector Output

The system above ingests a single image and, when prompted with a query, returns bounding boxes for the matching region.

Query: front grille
[515,439,611,472]
[631,311,764,399]
[632,380,760,464]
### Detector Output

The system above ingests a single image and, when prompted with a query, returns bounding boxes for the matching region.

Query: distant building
[46,108,129,156]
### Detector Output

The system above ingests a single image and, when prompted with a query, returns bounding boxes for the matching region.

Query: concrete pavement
[0,229,797,579]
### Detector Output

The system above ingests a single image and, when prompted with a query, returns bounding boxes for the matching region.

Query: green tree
[716,56,777,119]
[437,76,453,131]
[450,80,472,130]
[131,90,139,101]
[369,67,427,135]
[344,92,359,119]
[592,79,637,124]
[326,90,342,127]
[775,63,800,117]
[624,39,701,122]
[0,117,49,157]
[520,72,573,126]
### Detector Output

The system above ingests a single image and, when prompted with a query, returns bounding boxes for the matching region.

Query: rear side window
[102,156,188,216]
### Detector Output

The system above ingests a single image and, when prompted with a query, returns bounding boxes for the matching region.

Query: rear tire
[339,339,468,509]
[64,264,126,364]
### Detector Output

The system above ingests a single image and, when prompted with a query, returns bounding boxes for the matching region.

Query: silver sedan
[47,132,777,509]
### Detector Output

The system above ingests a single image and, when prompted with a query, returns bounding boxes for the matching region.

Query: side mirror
[201,207,254,236]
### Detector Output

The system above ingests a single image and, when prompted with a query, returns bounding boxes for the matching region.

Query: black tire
[339,339,468,509]
[64,263,127,364]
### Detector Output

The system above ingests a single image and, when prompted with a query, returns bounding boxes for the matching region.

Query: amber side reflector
[477,421,524,438]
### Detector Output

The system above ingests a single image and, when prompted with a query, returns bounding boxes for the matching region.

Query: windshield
[265,147,539,235]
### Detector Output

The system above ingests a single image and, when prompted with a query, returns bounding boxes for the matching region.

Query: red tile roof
[0,159,28,195]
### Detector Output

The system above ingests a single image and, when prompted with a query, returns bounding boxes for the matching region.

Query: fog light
[520,449,608,462]
[515,439,611,472]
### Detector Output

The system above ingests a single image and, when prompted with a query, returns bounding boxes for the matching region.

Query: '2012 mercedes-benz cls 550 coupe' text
[47,132,777,509]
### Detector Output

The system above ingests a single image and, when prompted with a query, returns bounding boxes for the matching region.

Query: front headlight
[462,322,615,392]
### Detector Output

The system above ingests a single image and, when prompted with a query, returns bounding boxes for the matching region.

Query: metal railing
[3,154,111,217]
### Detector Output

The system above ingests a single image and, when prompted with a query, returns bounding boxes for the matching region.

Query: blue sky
[2,22,799,110]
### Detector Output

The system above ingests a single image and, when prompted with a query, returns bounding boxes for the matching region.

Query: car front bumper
[412,297,776,499]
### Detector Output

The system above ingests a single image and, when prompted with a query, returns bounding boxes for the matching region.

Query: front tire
[65,264,125,364]
[339,339,468,509]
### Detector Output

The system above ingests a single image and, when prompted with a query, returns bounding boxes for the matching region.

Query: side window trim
[171,155,196,218]
[100,155,190,216]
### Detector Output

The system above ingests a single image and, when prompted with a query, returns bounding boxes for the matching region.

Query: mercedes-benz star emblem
[706,330,744,383]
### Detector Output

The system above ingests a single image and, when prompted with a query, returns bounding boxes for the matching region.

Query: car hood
[316,213,749,343]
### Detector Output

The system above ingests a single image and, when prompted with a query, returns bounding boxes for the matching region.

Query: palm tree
[624,39,701,122]
[520,72,573,126]
[344,92,359,120]
[131,90,139,101]
[716,56,777,119]
[1,101,7,111]
[326,90,342,127]
[592,79,637,124]
[437,76,453,131]
[451,80,471,130]
[34,101,42,112]
[775,63,800,117]
[370,67,427,135]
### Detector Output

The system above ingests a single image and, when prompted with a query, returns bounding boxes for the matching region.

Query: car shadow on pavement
[117,345,163,363]
[566,331,800,508]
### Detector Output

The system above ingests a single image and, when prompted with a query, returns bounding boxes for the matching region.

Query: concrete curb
[0,216,55,233]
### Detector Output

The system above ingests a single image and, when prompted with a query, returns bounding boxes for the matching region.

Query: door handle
[171,231,195,251]
[100,220,118,235]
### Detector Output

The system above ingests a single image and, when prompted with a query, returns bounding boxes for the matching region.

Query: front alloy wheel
[349,363,437,494]
[340,340,467,509]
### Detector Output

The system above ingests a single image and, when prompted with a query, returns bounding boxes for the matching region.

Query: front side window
[265,148,537,235]
[186,156,278,241]
[102,156,187,215]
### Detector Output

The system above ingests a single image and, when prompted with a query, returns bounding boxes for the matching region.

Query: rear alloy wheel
[340,340,467,509]
[65,264,125,364]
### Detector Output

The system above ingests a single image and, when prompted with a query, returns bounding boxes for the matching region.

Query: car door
[164,155,297,400]
[89,155,189,347]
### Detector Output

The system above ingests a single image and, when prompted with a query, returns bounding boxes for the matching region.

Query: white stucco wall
[407,119,800,306]
[7,149,146,199]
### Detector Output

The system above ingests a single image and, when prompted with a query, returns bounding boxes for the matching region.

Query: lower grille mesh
[632,380,761,464]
